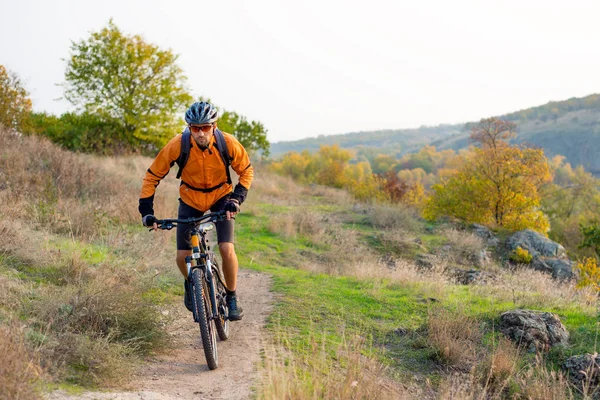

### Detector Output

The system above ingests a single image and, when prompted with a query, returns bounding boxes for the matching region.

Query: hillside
[269,124,462,158]
[2,126,599,399]
[271,93,600,175]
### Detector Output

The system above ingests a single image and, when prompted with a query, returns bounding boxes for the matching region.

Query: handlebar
[151,211,228,231]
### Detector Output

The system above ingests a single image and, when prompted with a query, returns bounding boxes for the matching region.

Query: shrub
[476,337,520,395]
[576,257,600,292]
[367,204,421,232]
[427,307,481,369]
[509,246,533,264]
[28,112,132,155]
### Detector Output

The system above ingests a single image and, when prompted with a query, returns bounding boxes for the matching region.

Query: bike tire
[190,268,218,370]
[210,254,230,341]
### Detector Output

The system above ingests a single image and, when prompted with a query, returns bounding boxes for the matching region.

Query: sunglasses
[189,124,213,133]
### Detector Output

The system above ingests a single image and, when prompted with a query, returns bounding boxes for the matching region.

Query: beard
[194,137,209,149]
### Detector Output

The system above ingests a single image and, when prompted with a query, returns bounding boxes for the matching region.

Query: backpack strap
[213,128,232,185]
[176,128,191,179]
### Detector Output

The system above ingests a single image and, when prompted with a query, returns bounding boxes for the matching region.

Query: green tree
[63,20,192,150]
[218,110,270,157]
[0,65,32,131]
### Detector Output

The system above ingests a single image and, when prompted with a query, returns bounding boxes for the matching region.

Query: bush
[576,257,600,292]
[28,112,133,155]
[509,246,533,264]
[367,204,421,232]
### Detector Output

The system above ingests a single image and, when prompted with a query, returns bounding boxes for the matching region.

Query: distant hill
[269,125,462,158]
[270,94,600,175]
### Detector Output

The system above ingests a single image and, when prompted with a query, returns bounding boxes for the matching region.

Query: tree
[63,20,192,150]
[424,118,552,233]
[0,65,32,131]
[218,110,270,157]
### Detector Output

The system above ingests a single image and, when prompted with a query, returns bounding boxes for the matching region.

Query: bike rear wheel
[211,254,229,340]
[190,268,218,370]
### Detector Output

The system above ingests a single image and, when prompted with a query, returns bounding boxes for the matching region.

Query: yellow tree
[424,118,552,233]
[313,145,352,188]
[0,65,32,131]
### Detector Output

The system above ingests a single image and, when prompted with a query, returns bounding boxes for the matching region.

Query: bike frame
[187,224,220,323]
[152,211,228,323]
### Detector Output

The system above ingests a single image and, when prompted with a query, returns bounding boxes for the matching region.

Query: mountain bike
[154,211,230,370]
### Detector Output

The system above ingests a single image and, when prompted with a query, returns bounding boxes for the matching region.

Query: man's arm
[225,134,254,205]
[138,135,182,217]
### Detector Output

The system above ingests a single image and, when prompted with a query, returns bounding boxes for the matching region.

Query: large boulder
[506,229,574,279]
[506,229,566,258]
[564,354,600,391]
[499,309,569,353]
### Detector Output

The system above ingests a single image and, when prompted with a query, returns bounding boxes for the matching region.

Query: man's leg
[218,242,243,320]
[176,250,191,279]
[218,242,238,291]
[176,200,204,312]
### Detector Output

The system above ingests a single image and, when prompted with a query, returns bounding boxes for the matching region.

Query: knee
[176,252,188,265]
[219,242,235,259]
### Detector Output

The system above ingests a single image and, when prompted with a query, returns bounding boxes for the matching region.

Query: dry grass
[0,323,43,400]
[260,328,411,400]
[438,348,576,399]
[440,229,488,267]
[267,210,326,239]
[0,127,174,388]
[427,307,482,370]
[513,361,574,400]
[249,171,305,206]
[471,267,597,311]
[367,203,422,233]
[477,337,520,395]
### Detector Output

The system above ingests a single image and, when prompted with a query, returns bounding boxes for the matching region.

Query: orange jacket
[139,131,253,214]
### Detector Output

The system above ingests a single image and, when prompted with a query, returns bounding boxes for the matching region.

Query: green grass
[235,202,600,389]
[237,209,442,381]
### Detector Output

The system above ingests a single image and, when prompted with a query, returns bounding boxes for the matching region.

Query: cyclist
[138,101,253,321]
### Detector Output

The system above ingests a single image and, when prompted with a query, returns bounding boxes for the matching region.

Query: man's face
[189,123,214,148]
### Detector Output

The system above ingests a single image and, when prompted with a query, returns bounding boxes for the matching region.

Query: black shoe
[226,292,244,321]
[184,280,193,312]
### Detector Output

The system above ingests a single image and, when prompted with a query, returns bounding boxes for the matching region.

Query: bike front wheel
[211,254,229,341]
[190,268,218,370]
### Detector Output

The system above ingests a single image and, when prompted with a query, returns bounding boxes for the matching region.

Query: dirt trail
[47,269,274,400]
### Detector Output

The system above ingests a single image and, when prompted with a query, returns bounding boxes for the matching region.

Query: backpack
[175,127,232,186]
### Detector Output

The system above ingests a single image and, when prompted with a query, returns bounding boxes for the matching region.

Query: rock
[415,254,437,269]
[394,327,409,336]
[506,230,575,279]
[564,354,600,389]
[506,229,566,259]
[471,223,500,247]
[474,249,491,268]
[531,257,575,280]
[380,254,397,270]
[499,309,569,353]
[449,268,495,285]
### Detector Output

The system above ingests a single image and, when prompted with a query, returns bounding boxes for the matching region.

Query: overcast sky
[1,0,599,142]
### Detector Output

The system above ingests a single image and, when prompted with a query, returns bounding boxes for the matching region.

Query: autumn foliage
[0,65,32,131]
[424,118,552,233]
[271,145,385,202]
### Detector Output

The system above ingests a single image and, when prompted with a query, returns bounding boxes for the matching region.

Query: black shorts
[176,196,235,250]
